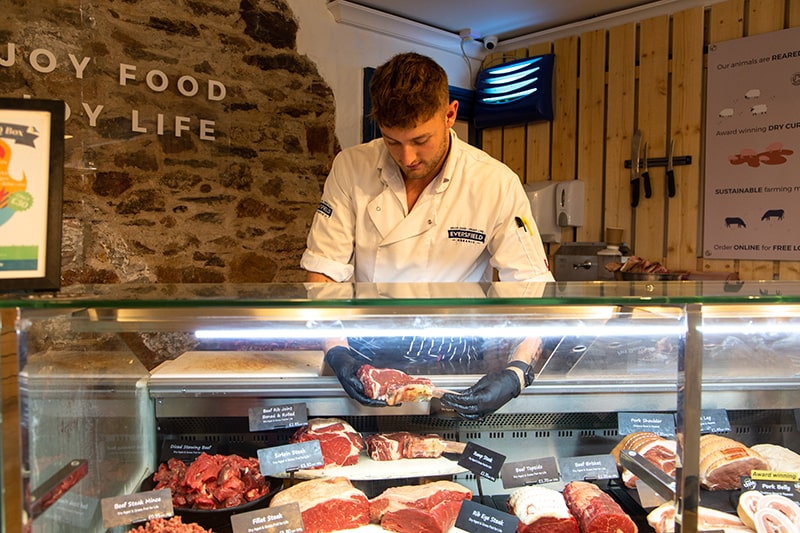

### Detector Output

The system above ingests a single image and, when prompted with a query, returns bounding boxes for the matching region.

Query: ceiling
[346,0,662,43]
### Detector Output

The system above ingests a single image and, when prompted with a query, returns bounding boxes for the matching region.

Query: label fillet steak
[269,477,370,533]
[562,481,638,533]
[507,485,579,533]
[369,480,472,533]
[289,417,364,468]
[357,364,439,405]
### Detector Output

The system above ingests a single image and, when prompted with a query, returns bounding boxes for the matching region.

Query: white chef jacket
[301,130,554,283]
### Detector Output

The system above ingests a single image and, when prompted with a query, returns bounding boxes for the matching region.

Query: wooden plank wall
[481,0,800,281]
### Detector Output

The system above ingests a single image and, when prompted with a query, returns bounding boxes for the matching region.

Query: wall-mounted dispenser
[523,180,585,243]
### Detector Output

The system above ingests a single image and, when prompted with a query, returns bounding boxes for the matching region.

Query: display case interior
[1,281,799,533]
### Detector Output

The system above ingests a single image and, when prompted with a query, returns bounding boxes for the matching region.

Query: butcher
[301,52,554,420]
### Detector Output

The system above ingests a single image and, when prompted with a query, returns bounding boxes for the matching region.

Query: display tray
[275,453,467,480]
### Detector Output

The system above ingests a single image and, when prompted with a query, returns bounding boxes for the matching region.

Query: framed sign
[0,98,64,292]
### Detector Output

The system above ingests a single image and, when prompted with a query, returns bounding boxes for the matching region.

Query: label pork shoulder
[369,480,472,533]
[562,481,638,533]
[289,417,364,468]
[269,477,370,533]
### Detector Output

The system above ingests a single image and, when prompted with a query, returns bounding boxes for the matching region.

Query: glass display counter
[1,281,798,533]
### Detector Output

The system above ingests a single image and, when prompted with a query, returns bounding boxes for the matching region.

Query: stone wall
[1,0,337,285]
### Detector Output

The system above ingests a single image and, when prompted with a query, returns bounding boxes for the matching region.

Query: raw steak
[611,432,677,488]
[358,364,436,405]
[369,480,472,533]
[268,477,370,533]
[289,417,364,468]
[699,434,768,490]
[365,432,458,461]
[507,485,579,533]
[562,481,637,533]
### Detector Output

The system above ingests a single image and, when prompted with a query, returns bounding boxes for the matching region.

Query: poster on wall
[703,26,800,260]
[0,98,64,292]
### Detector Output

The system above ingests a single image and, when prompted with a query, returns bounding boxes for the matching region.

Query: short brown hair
[369,53,450,129]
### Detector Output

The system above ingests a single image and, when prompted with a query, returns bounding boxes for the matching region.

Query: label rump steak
[563,481,638,533]
[358,364,437,406]
[289,417,364,468]
[268,477,370,533]
[369,480,472,533]
[507,485,579,533]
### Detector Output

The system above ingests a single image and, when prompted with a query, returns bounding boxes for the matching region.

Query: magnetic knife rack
[624,155,692,168]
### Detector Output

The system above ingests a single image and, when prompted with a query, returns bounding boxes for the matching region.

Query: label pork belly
[369,480,472,533]
[562,481,638,533]
[268,477,370,533]
[289,417,364,468]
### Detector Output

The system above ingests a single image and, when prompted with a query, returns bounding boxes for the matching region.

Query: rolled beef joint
[699,434,768,490]
[507,485,579,533]
[289,418,364,468]
[268,477,370,533]
[562,481,638,533]
[357,364,436,405]
[369,480,472,533]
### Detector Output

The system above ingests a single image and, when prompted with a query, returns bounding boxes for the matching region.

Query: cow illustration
[725,217,746,228]
[761,209,784,221]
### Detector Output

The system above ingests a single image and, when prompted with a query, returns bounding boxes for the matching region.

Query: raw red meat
[129,516,212,533]
[699,435,768,490]
[289,417,364,468]
[152,453,270,510]
[269,477,370,533]
[365,432,446,461]
[507,485,579,533]
[563,481,637,533]
[369,480,472,533]
[358,364,436,405]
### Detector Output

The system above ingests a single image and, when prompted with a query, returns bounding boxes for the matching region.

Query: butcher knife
[630,130,642,207]
[666,139,676,198]
[641,142,652,199]
[619,449,675,501]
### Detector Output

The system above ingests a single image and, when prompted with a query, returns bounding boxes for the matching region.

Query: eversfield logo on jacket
[316,200,333,217]
[447,227,485,244]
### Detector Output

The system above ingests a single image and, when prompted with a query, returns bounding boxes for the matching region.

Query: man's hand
[439,368,522,420]
[324,346,387,407]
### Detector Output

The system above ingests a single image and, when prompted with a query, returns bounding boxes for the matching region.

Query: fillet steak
[358,364,436,405]
[289,417,364,468]
[562,481,637,533]
[507,485,579,533]
[268,477,370,533]
[369,480,472,533]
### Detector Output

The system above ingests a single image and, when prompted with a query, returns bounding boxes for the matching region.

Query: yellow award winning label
[751,470,799,482]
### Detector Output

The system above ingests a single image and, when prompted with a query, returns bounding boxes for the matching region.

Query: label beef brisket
[268,477,370,533]
[563,481,638,533]
[369,480,472,533]
[289,417,364,468]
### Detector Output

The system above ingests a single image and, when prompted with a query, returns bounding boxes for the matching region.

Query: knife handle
[642,171,652,198]
[666,169,676,197]
[631,179,640,208]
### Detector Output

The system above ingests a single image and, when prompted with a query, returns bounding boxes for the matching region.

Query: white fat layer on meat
[508,486,571,525]
[751,444,800,474]
[648,502,753,533]
[754,508,797,533]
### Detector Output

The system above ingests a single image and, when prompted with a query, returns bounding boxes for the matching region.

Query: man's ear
[445,100,459,127]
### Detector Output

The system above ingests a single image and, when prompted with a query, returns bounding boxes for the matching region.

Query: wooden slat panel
[668,7,704,273]
[604,23,637,249]
[525,42,554,184]
[480,52,506,162]
[738,0,783,280]
[576,28,607,243]
[501,49,531,180]
[633,15,670,262]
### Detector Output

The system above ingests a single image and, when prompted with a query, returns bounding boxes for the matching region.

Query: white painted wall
[290,1,482,149]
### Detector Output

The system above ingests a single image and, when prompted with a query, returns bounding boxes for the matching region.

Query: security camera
[483,36,498,50]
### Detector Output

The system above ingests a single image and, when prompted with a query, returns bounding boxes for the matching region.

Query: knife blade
[630,130,642,207]
[666,139,676,198]
[619,449,676,501]
[641,142,652,199]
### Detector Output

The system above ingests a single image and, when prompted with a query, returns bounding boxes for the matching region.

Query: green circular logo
[7,191,33,212]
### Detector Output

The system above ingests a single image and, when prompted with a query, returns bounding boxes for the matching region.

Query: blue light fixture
[474,54,555,129]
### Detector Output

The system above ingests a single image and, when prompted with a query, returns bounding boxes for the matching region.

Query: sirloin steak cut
[268,477,370,533]
[369,480,472,533]
[358,364,436,405]
[289,417,364,468]
[563,481,637,533]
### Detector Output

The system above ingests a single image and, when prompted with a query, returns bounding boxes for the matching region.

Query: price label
[454,499,518,533]
[249,403,308,432]
[618,412,675,437]
[500,456,559,488]
[741,476,800,502]
[101,489,173,529]
[159,440,218,464]
[558,454,619,483]
[458,442,505,482]
[699,409,731,434]
[258,441,324,476]
[230,502,304,533]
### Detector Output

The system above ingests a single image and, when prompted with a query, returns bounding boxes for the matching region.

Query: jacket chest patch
[447,227,486,244]
[316,200,333,217]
